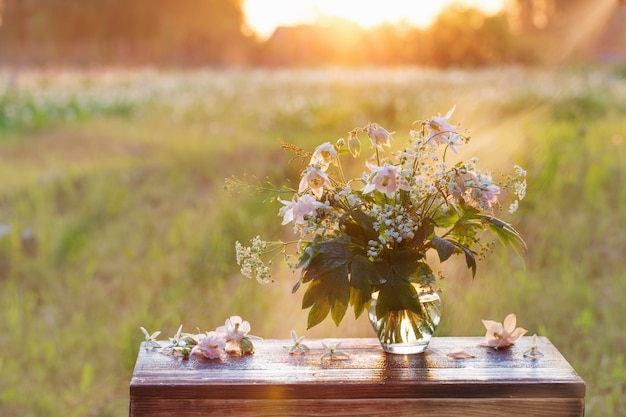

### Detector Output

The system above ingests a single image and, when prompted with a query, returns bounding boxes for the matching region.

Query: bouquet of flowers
[235,107,526,331]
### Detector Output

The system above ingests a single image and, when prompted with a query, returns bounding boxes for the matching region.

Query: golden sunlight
[243,0,506,39]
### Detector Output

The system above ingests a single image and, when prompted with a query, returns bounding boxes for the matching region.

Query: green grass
[0,66,625,416]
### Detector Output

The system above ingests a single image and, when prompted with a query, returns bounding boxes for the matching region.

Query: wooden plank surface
[130,336,585,417]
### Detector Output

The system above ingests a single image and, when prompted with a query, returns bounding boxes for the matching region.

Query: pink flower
[363,162,410,198]
[482,313,528,349]
[426,106,457,145]
[299,166,331,199]
[367,122,393,150]
[309,142,337,170]
[216,316,262,354]
[217,315,251,343]
[476,181,500,208]
[279,194,325,225]
[194,331,226,359]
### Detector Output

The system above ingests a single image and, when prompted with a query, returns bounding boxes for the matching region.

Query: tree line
[0,0,617,67]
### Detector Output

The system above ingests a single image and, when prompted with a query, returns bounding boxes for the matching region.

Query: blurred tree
[0,0,253,66]
[424,5,537,67]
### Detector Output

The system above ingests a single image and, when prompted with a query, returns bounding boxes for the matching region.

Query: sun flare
[243,0,506,39]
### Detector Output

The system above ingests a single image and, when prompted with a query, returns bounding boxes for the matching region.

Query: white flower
[425,106,457,146]
[140,326,162,349]
[279,194,325,225]
[284,330,309,354]
[367,122,393,150]
[309,142,337,170]
[482,313,528,349]
[299,166,331,199]
[320,341,350,361]
[363,162,410,198]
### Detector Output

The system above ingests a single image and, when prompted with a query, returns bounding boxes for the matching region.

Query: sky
[243,0,507,39]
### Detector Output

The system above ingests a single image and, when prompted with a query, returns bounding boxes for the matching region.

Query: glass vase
[368,286,442,354]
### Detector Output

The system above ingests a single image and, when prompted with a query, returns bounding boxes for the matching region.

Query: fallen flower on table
[193,330,226,359]
[523,334,544,361]
[320,342,350,361]
[162,324,197,358]
[447,347,476,359]
[217,315,263,354]
[140,326,162,349]
[481,313,528,349]
[284,330,310,354]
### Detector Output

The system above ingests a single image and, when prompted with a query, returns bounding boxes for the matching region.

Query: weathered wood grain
[129,336,585,417]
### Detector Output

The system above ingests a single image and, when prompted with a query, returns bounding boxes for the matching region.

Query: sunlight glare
[243,0,506,39]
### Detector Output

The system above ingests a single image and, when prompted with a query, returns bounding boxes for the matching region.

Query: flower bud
[348,132,361,158]
[336,138,345,148]
[240,337,255,355]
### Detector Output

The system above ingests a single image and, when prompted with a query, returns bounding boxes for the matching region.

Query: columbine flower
[298,166,331,199]
[216,316,262,354]
[310,142,337,170]
[279,194,326,225]
[425,106,457,146]
[482,313,528,349]
[194,331,226,359]
[363,162,411,198]
[140,326,162,349]
[367,122,392,150]
[284,330,309,354]
[320,342,350,361]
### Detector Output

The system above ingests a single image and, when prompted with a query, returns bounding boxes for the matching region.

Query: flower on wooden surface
[482,313,528,349]
[140,326,162,349]
[194,331,226,359]
[320,341,350,361]
[523,334,544,361]
[217,316,262,354]
[162,324,197,358]
[284,330,309,354]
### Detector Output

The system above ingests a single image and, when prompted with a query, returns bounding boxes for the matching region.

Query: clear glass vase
[368,286,442,354]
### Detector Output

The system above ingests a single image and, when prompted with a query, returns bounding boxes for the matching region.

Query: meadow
[0,66,625,416]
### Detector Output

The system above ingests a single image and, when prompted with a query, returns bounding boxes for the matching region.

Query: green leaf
[452,241,477,278]
[389,247,423,280]
[307,297,330,329]
[301,262,350,329]
[340,210,377,245]
[300,236,351,284]
[376,279,422,320]
[481,215,527,256]
[431,236,455,262]
[349,255,375,318]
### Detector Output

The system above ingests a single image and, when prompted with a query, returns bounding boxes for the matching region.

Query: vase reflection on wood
[368,286,442,354]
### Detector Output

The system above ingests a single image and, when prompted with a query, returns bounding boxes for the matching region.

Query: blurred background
[0,1,625,416]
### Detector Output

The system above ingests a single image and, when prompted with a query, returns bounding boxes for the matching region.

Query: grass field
[1,66,625,416]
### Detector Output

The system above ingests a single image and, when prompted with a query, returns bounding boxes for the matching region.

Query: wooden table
[129,336,585,417]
